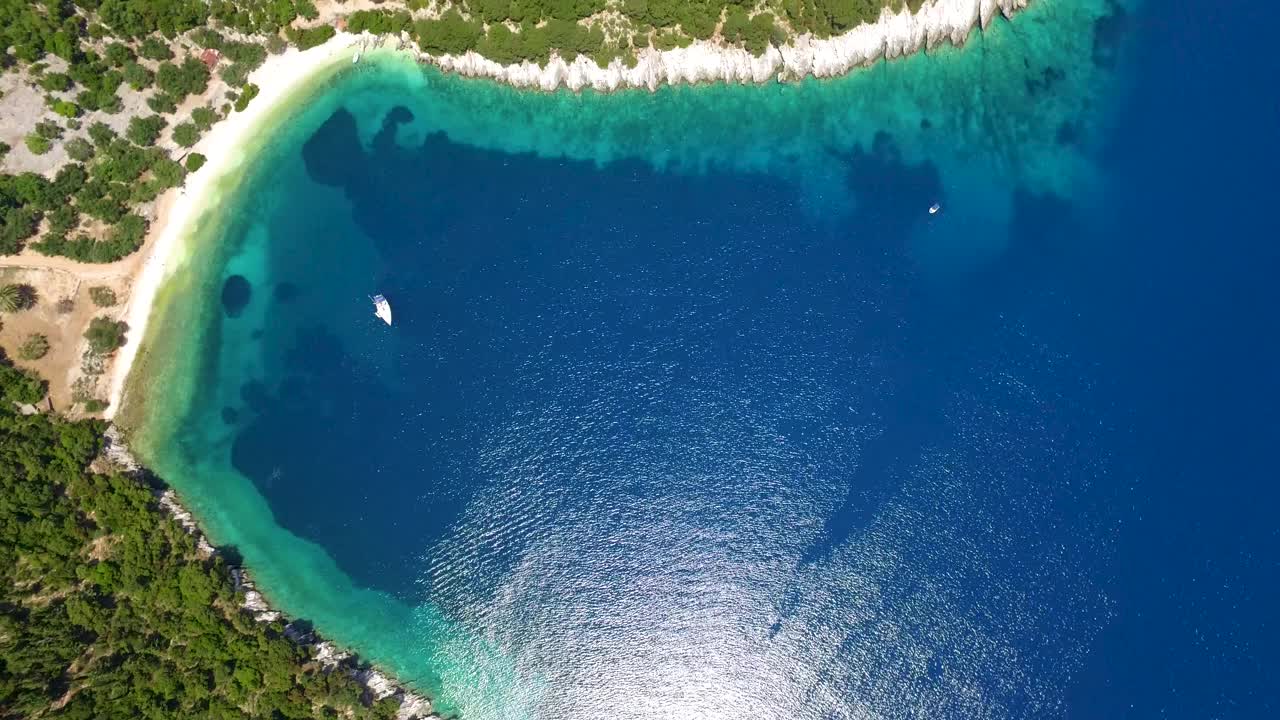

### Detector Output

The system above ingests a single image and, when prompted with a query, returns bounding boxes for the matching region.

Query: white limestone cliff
[424,0,1029,92]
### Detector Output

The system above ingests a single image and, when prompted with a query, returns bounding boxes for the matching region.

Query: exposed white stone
[424,0,1029,92]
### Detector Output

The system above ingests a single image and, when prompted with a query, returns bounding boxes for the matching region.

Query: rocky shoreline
[424,0,1029,92]
[102,428,438,720]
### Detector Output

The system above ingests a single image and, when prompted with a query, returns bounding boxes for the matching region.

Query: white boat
[353,51,361,64]
[928,202,941,215]
[372,294,392,325]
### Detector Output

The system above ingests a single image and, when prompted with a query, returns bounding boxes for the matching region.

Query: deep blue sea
[134,1,1278,717]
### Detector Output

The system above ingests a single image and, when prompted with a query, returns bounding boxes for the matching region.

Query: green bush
[88,121,117,147]
[0,283,20,312]
[234,83,259,113]
[65,136,95,161]
[0,356,45,403]
[126,115,166,146]
[184,153,207,172]
[191,105,218,130]
[83,397,108,412]
[139,36,173,61]
[35,120,62,139]
[172,121,201,147]
[287,24,335,51]
[123,61,154,90]
[40,72,71,92]
[53,100,80,118]
[146,91,178,114]
[24,134,51,155]
[104,42,135,67]
[84,316,128,354]
[89,286,118,307]
[18,333,49,361]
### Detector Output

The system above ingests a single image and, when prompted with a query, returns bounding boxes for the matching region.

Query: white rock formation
[426,0,1029,92]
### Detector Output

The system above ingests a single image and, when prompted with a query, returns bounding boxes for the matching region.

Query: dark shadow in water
[774,135,1085,636]
[221,275,251,318]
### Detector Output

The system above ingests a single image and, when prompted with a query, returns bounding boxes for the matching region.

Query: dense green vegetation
[0,376,410,719]
[0,351,45,404]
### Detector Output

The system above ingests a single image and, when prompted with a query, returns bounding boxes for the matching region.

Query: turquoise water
[121,2,1203,718]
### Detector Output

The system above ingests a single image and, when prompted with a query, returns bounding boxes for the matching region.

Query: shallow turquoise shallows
[131,2,1139,718]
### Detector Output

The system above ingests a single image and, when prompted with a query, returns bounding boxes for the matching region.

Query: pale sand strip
[105,35,361,418]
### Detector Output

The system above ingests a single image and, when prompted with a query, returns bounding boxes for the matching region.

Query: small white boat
[928,202,941,215]
[353,51,361,64]
[372,294,392,325]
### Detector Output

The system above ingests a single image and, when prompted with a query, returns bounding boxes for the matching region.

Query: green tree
[53,100,80,118]
[191,105,218,130]
[24,134,51,155]
[123,61,155,90]
[126,115,167,146]
[139,36,174,61]
[0,283,19,312]
[172,121,201,148]
[84,316,128,354]
[66,136,95,161]
[185,152,207,172]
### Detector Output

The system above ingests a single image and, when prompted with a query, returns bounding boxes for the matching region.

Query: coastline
[89,0,1061,713]
[427,0,1028,91]
[104,0,1033,417]
[104,38,361,418]
[101,429,438,720]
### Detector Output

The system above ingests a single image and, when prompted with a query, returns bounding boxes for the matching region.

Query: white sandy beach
[106,0,1028,414]
[105,37,362,417]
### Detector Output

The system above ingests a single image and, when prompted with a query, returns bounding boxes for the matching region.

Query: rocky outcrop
[99,428,440,720]
[425,0,1029,92]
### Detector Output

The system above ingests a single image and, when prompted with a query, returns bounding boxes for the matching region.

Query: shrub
[185,153,207,172]
[35,120,62,140]
[53,100,79,118]
[287,25,335,51]
[152,158,186,188]
[0,358,45,403]
[126,115,167,146]
[139,37,173,61]
[24,134,51,155]
[40,73,71,92]
[172,122,201,148]
[56,297,75,314]
[265,34,287,55]
[123,62,155,90]
[83,398,108,412]
[220,62,252,88]
[65,136,95,161]
[88,122,116,147]
[233,83,259,113]
[89,286,118,307]
[85,317,128,354]
[18,334,49,361]
[146,92,178,114]
[105,42,135,67]
[0,284,19,312]
[191,106,218,130]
